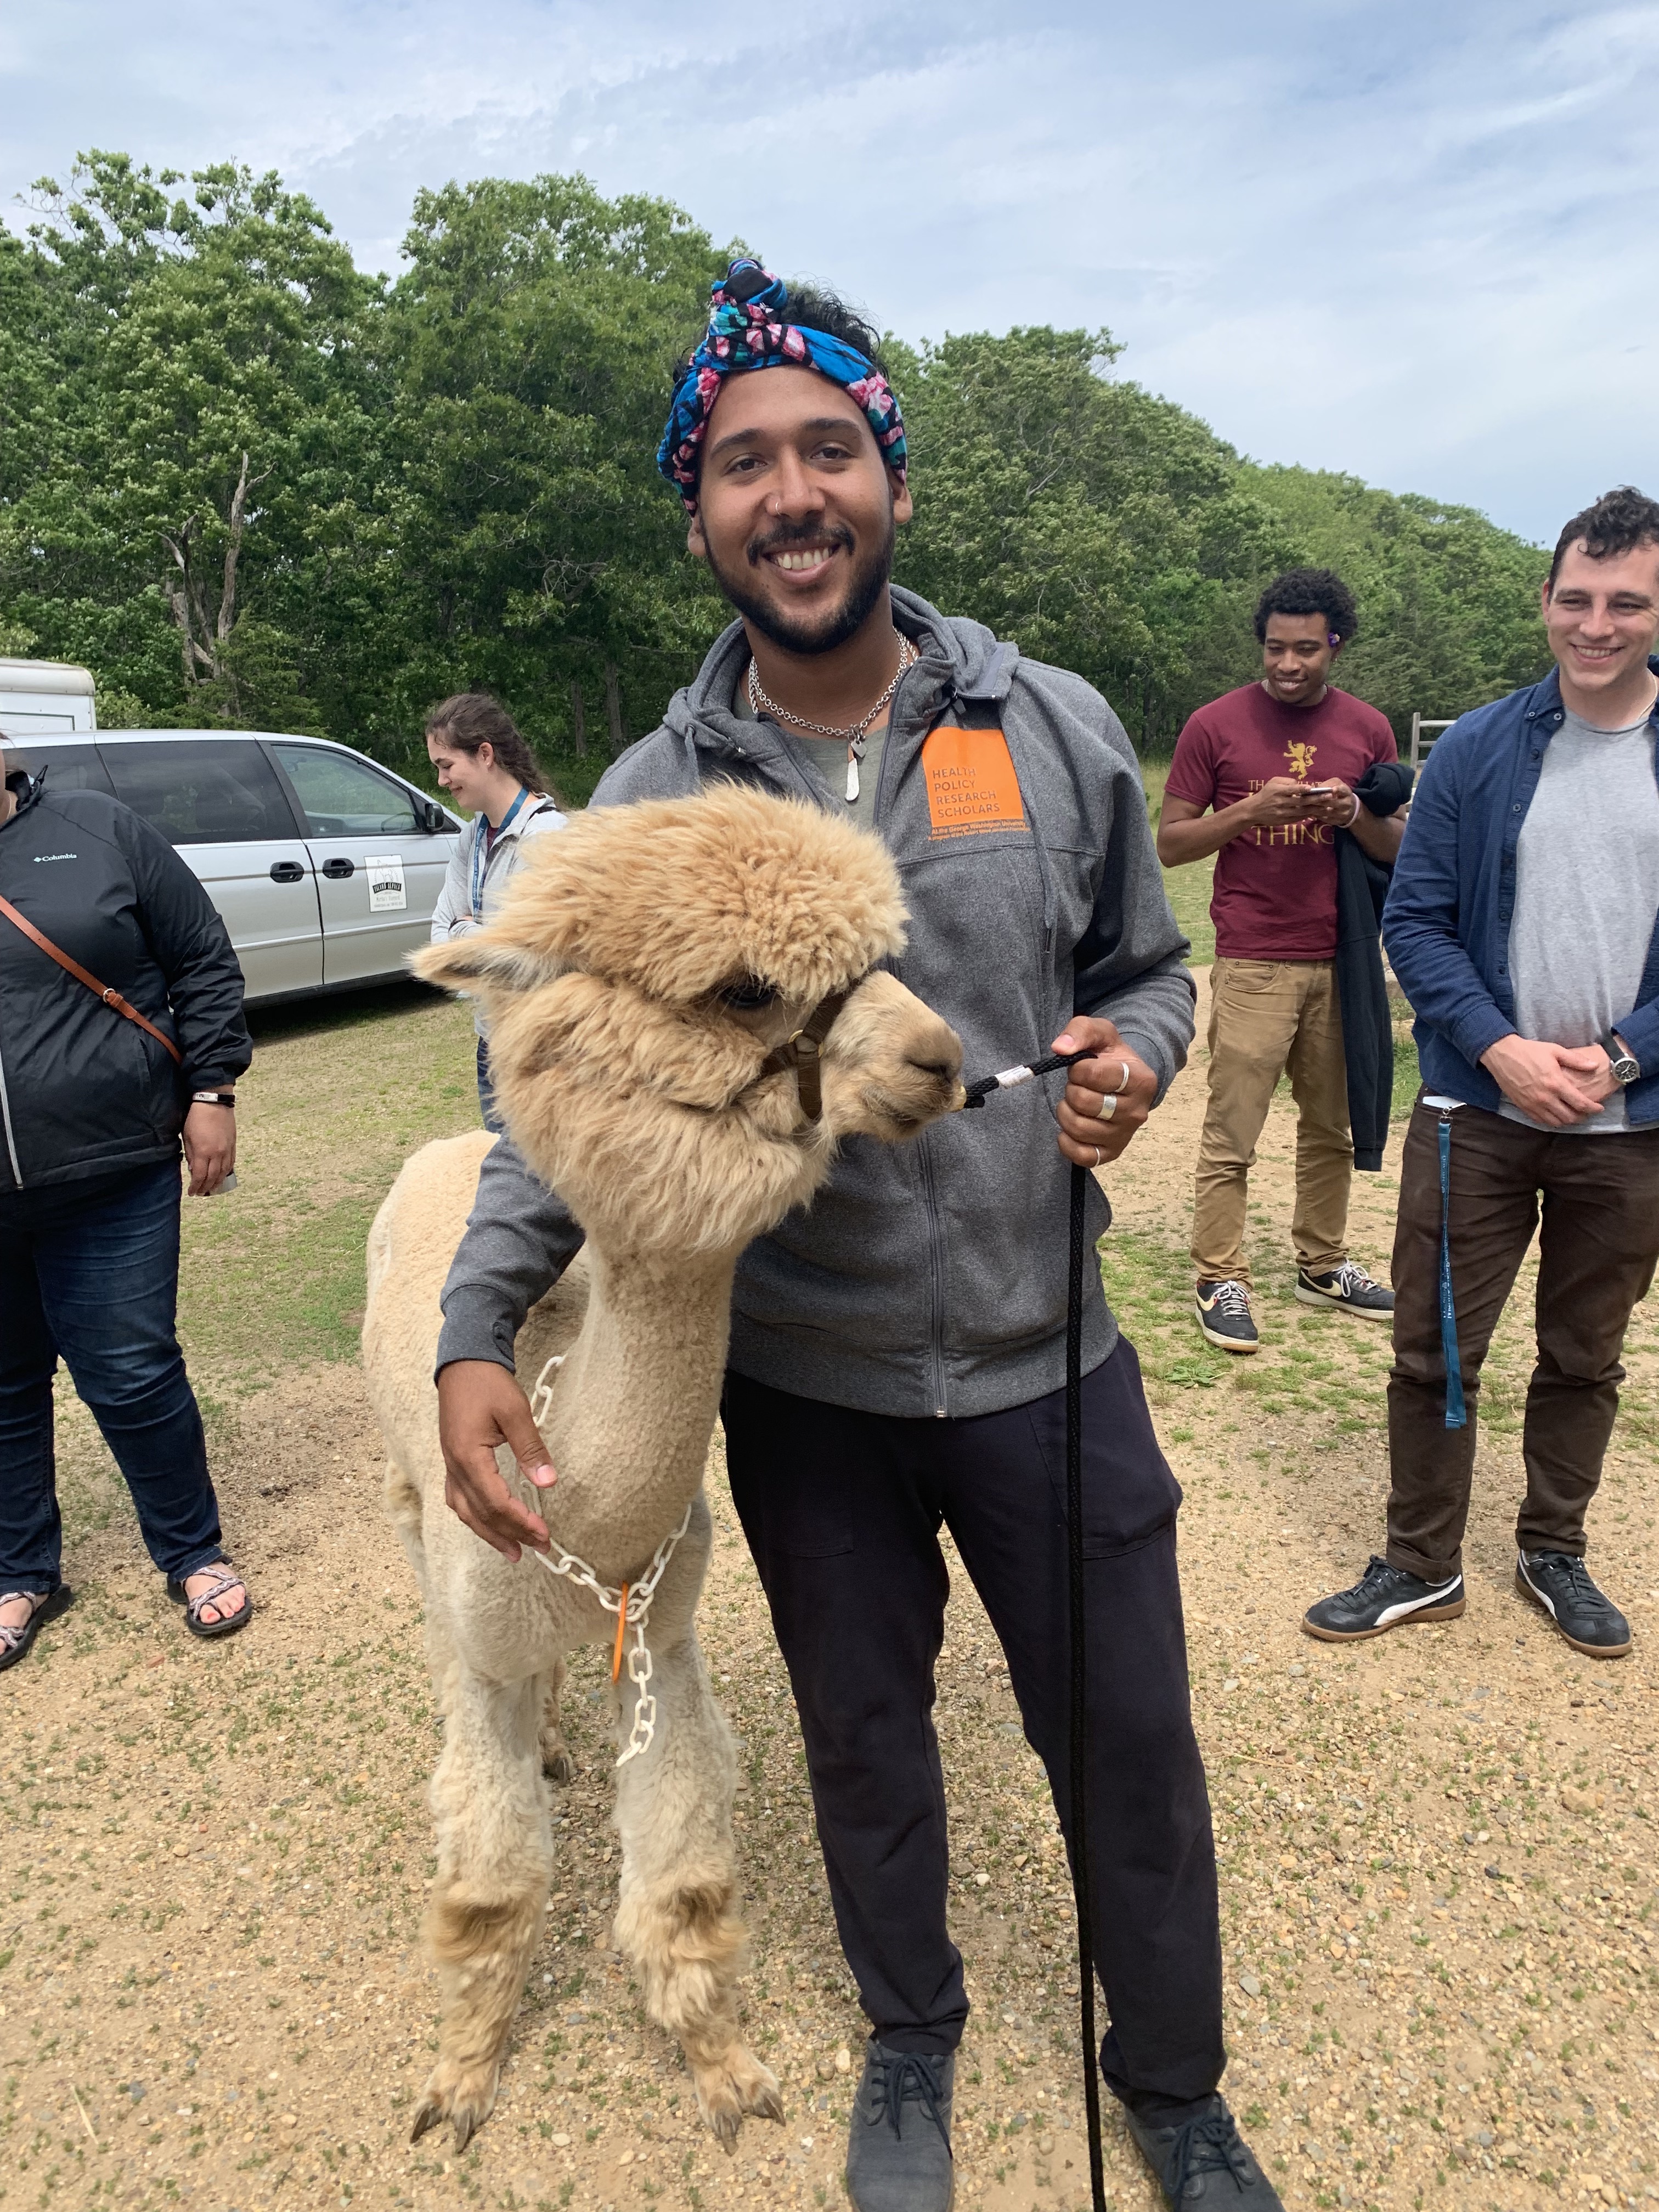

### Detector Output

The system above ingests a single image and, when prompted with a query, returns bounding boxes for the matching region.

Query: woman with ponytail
[427,693,567,1130]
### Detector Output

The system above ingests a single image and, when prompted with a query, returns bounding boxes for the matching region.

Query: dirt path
[4,977,1657,2212]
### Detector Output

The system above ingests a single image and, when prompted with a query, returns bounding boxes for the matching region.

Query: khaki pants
[1191,958,1351,1288]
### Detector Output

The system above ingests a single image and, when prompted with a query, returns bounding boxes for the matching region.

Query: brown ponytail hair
[424,691,552,797]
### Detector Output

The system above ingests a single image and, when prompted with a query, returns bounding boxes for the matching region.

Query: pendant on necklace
[847,731,867,804]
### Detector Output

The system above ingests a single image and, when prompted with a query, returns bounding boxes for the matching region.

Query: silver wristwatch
[1601,1033,1641,1086]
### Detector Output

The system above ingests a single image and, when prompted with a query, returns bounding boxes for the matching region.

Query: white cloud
[3,0,1657,541]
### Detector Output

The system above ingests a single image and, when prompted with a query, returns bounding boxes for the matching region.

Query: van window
[100,739,297,845]
[0,743,114,797]
[270,743,420,836]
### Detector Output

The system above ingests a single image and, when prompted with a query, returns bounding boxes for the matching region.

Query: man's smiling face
[1543,540,1659,703]
[687,364,912,655]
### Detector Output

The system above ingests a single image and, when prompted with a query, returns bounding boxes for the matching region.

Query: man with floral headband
[431,258,1282,2212]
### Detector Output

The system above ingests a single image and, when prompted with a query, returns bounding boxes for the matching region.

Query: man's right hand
[435,1359,557,1560]
[1244,775,1322,826]
[1480,1035,1606,1127]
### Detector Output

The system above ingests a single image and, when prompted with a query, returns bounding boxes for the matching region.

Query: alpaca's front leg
[412,1665,554,2151]
[613,1624,782,2148]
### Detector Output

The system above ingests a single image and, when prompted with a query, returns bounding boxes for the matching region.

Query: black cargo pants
[721,1337,1225,2111]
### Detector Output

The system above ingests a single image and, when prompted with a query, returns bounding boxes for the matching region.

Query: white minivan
[0,729,464,1003]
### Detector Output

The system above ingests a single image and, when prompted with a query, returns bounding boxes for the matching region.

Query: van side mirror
[420,799,448,833]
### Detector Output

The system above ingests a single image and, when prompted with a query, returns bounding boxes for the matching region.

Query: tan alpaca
[362,786,963,2153]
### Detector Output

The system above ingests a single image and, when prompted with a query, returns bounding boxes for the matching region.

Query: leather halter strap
[755,989,850,1123]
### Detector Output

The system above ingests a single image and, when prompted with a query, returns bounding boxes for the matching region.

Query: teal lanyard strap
[471,788,531,918]
[1438,1110,1466,1430]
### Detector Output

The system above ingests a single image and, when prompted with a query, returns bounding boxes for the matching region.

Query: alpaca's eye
[716,975,777,1012]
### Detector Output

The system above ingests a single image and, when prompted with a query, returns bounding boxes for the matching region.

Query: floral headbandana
[656,257,907,513]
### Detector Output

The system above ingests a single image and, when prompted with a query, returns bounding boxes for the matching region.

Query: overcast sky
[5,1,1656,546]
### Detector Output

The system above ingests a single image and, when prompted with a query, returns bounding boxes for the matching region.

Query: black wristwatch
[1600,1034,1641,1086]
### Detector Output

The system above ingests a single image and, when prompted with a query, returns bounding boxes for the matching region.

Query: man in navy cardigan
[1304,485,1659,1660]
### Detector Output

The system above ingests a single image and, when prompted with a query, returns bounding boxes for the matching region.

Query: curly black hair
[1548,486,1659,590]
[1252,567,1358,646]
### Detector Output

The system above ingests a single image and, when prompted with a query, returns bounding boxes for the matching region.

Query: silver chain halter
[520,1355,695,1767]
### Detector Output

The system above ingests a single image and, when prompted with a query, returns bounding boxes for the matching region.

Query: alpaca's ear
[410,936,560,996]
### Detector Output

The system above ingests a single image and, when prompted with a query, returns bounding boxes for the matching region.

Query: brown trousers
[1386,1096,1659,1583]
[1192,958,1352,1287]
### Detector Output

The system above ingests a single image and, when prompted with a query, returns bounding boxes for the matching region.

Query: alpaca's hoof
[693,2045,784,2149]
[410,2058,500,2151]
[540,1737,574,1785]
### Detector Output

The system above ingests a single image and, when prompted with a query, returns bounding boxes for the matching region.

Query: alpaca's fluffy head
[414,786,963,1256]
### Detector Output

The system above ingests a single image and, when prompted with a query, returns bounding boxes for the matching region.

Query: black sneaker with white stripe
[1195,1278,1259,1352]
[1295,1260,1394,1320]
[1302,1555,1465,1642]
[1515,1550,1630,1658]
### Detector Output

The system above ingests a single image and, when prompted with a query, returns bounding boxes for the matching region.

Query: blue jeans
[0,1162,224,1594]
[477,1038,505,1134]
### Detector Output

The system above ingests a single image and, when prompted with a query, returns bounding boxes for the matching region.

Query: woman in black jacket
[0,750,255,1668]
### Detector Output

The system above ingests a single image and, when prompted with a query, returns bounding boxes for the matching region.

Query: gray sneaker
[845,2040,954,2212]
[1124,2093,1284,2207]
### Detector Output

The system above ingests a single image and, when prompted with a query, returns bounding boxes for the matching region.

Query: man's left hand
[1051,1018,1158,1167]
[1299,778,1361,829]
[1579,1043,1626,1106]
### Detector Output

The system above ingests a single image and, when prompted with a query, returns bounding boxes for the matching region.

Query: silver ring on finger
[1093,1145,1104,1169]
[1095,1090,1117,1120]
[1114,1059,1131,1094]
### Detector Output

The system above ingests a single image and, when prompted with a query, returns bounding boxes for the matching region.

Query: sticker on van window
[921,725,1026,839]
[366,854,407,911]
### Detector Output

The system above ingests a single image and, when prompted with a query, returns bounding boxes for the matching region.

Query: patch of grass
[1392,1006,1424,1121]
[178,981,479,1374]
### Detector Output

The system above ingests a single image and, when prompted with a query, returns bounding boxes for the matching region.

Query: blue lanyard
[470,788,531,919]
[1437,1108,1466,1430]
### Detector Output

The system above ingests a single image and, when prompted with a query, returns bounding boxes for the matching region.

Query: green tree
[894,327,1298,748]
[0,152,380,731]
[362,174,735,787]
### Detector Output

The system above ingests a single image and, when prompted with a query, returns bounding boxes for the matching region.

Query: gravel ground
[3,974,1657,2212]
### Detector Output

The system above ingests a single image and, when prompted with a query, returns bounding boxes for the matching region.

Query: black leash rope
[964,1048,1108,2212]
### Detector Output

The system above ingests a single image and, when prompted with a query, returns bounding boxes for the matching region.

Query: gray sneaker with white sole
[1195,1278,1259,1352]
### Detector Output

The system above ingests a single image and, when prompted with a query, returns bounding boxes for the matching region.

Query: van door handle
[269,860,306,883]
[321,857,355,879]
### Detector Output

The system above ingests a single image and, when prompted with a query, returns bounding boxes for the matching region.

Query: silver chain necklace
[748,630,918,803]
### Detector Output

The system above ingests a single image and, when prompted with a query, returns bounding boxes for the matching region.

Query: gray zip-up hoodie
[436,587,1195,1419]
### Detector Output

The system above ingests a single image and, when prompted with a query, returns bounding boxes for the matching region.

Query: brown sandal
[166,1564,252,1639]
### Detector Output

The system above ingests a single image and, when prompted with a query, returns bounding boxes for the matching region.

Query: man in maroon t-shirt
[1158,569,1404,1350]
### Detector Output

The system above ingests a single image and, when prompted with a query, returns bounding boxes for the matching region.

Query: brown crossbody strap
[0,890,183,1066]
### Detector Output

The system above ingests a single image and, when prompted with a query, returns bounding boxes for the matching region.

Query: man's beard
[704,512,895,656]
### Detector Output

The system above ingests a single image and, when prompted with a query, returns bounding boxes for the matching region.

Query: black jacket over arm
[0,770,252,1192]
[1333,758,1415,1172]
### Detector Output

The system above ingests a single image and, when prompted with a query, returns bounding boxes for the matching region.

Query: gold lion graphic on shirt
[1284,738,1318,780]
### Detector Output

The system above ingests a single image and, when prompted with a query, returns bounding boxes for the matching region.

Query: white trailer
[0,657,98,736]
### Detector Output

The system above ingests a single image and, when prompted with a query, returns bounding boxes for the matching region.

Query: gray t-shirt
[1502,704,1659,1133]
[733,663,888,829]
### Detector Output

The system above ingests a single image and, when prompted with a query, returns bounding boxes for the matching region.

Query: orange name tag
[921,725,1026,839]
